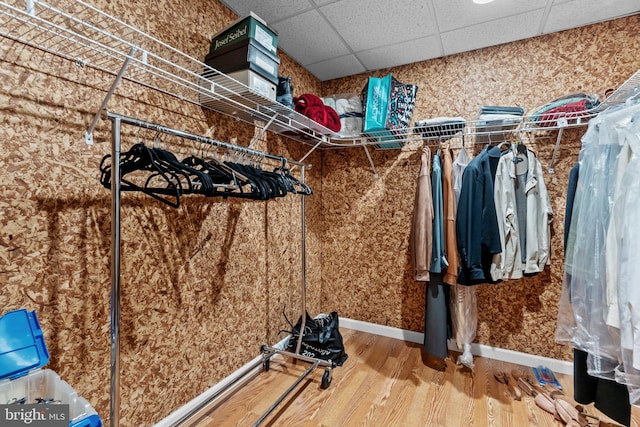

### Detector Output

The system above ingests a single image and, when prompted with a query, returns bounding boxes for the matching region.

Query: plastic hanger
[99,143,183,208]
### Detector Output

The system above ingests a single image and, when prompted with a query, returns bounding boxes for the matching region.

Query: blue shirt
[430,152,448,274]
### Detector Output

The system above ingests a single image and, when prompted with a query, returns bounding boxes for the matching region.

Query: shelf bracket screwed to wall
[85,46,138,145]
[547,117,568,174]
[248,113,278,150]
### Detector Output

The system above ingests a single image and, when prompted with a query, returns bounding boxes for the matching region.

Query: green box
[210,12,278,56]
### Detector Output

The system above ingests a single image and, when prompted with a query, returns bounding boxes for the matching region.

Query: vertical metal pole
[295,166,307,354]
[110,118,122,427]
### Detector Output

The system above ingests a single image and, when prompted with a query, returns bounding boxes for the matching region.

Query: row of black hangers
[99,142,312,208]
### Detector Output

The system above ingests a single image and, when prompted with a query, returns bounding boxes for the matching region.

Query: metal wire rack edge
[0,0,638,153]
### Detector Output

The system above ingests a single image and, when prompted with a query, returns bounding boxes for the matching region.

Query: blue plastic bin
[0,309,102,427]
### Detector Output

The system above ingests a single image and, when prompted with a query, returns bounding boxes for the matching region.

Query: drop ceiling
[219,0,640,81]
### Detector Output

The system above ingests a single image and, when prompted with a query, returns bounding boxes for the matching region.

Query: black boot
[276,76,294,109]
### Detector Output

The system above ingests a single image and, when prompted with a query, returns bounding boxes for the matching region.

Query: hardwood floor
[185,329,628,426]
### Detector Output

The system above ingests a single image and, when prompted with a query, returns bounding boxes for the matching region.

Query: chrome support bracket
[85,46,138,144]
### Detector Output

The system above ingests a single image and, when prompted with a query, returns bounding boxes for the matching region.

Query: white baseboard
[158,318,573,426]
[340,317,573,375]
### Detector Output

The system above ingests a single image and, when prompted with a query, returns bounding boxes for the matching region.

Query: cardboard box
[202,68,276,101]
[198,68,278,112]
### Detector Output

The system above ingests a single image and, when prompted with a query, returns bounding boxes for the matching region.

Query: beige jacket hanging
[412,147,433,281]
[491,149,553,281]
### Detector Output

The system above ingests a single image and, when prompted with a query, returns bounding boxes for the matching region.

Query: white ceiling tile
[441,9,546,56]
[219,0,313,24]
[320,0,436,52]
[433,0,548,32]
[306,55,367,81]
[272,10,351,65]
[544,0,640,33]
[356,36,442,71]
[220,0,639,81]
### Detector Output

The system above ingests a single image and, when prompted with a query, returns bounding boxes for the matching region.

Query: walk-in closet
[1,0,640,426]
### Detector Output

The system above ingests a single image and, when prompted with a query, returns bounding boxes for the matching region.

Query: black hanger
[274,162,312,196]
[100,137,312,205]
[202,146,262,198]
[100,143,183,208]
[181,155,239,193]
[510,139,525,163]
[150,146,217,196]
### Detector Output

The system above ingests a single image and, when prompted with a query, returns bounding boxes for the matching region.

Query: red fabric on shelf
[294,94,341,132]
[294,93,324,113]
[538,99,588,126]
[304,105,341,132]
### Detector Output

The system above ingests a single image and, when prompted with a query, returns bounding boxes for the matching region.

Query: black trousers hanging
[423,273,450,360]
[573,349,630,426]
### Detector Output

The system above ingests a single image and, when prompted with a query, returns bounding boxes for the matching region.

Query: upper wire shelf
[0,0,638,152]
[397,66,640,149]
[0,0,341,145]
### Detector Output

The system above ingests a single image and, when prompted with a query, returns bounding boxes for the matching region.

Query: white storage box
[199,68,277,109]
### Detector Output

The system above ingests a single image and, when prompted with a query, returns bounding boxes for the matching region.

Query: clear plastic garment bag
[556,99,640,404]
[450,145,477,369]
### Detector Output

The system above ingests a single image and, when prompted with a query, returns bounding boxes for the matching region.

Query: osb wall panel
[320,16,640,361]
[0,1,322,426]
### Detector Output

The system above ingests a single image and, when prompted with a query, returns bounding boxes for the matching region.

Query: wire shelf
[0,0,342,145]
[0,0,638,151]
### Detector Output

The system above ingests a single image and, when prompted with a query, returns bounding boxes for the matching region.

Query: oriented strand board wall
[320,15,640,361]
[0,0,323,425]
[2,1,639,424]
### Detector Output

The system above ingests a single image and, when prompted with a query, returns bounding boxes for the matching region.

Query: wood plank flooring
[185,329,629,427]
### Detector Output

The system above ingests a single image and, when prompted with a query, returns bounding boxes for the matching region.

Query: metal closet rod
[106,111,314,427]
[105,112,312,169]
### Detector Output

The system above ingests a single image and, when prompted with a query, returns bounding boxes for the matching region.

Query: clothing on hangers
[430,152,447,275]
[560,163,631,426]
[442,149,459,286]
[412,147,434,282]
[452,145,471,205]
[490,148,552,281]
[610,134,640,367]
[555,100,640,418]
[423,151,450,361]
[448,144,477,367]
[559,104,637,362]
[604,128,640,329]
[455,145,502,285]
[512,142,529,260]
